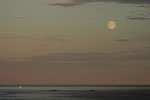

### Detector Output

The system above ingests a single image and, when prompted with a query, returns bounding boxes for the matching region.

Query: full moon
[108,21,116,30]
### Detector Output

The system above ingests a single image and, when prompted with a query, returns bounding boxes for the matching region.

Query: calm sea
[0,85,150,100]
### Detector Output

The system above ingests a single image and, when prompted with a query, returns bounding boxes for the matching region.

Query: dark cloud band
[48,0,150,7]
[127,16,150,20]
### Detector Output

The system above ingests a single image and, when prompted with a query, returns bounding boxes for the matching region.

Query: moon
[108,21,116,30]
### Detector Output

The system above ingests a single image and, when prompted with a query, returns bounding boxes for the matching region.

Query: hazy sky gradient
[0,0,150,85]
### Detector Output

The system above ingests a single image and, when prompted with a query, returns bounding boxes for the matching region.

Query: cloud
[127,16,150,20]
[0,35,71,42]
[22,52,104,64]
[0,59,14,67]
[16,51,150,65]
[136,36,150,41]
[112,0,150,4]
[138,5,150,8]
[1,51,150,68]
[116,39,129,42]
[127,9,150,20]
[48,0,150,7]
[44,37,72,41]
[48,1,80,7]
[16,16,27,20]
[144,46,150,49]
[0,35,29,39]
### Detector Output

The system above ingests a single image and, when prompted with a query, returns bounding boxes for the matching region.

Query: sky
[0,0,150,85]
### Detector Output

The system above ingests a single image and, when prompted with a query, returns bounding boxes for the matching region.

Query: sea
[0,85,150,100]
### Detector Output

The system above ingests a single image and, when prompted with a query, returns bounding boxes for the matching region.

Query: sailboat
[19,85,22,88]
[18,81,22,88]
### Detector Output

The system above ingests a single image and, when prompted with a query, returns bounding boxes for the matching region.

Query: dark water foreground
[0,85,150,100]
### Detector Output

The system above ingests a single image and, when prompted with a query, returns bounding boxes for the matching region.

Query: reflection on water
[0,85,150,100]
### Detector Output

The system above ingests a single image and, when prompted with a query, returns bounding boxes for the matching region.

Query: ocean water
[0,85,150,100]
